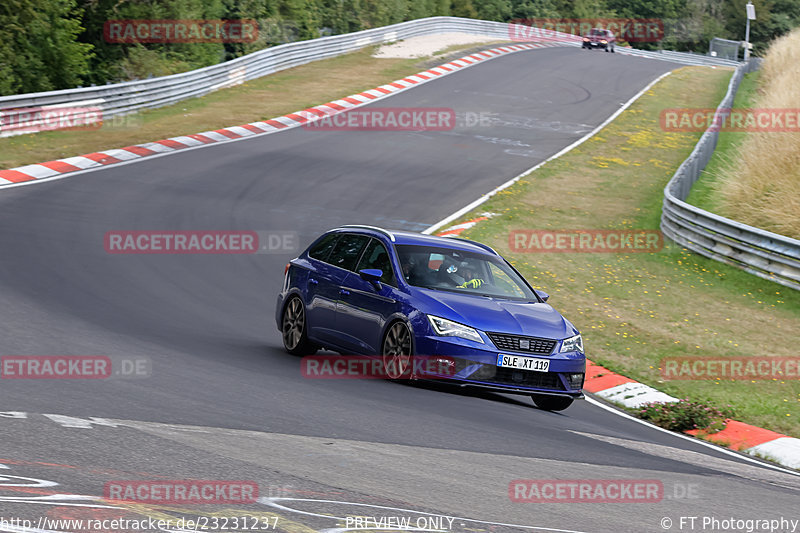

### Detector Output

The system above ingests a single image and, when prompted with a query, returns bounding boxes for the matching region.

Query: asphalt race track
[1,47,798,533]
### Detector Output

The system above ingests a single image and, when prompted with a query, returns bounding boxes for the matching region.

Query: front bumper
[583,42,608,49]
[414,335,585,398]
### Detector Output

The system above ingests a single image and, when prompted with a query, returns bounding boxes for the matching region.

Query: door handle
[309,278,319,285]
[340,289,350,295]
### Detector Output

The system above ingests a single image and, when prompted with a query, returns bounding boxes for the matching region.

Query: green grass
[454,66,800,437]
[0,42,510,170]
[686,71,762,211]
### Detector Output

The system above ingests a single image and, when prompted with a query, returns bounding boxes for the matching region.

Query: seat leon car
[276,226,585,411]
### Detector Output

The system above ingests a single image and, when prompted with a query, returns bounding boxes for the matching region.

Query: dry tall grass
[715,28,800,239]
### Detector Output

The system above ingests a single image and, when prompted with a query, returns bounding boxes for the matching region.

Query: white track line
[423,71,672,234]
[584,396,800,476]
[260,497,589,533]
[419,68,800,476]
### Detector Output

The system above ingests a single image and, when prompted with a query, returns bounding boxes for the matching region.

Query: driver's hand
[457,278,485,289]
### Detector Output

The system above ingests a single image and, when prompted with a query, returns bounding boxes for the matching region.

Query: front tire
[281,297,317,355]
[531,394,574,411]
[382,321,413,379]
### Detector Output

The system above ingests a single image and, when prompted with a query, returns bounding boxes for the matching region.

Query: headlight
[583,37,590,41]
[560,334,583,353]
[601,39,607,43]
[427,315,484,344]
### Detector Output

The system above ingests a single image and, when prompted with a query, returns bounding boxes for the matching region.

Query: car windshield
[396,244,537,300]
[591,29,606,36]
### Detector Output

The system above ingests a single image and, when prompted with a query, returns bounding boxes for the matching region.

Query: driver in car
[455,262,485,289]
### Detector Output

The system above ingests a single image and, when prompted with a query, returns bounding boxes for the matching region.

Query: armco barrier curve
[0,16,738,136]
[660,58,800,291]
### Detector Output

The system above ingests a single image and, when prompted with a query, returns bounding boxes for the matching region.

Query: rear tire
[281,296,317,355]
[531,395,574,411]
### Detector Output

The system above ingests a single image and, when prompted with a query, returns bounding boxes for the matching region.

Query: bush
[636,399,735,432]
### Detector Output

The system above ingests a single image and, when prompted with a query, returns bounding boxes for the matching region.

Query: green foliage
[452,0,479,19]
[0,0,93,94]
[4,0,800,95]
[79,0,226,85]
[473,0,512,21]
[636,399,736,432]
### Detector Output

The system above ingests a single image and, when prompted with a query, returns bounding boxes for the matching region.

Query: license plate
[497,354,550,372]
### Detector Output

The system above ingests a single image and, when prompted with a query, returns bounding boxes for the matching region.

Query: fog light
[418,356,457,377]
[567,372,585,389]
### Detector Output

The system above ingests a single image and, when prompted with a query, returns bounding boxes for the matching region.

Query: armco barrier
[660,58,800,291]
[0,17,738,137]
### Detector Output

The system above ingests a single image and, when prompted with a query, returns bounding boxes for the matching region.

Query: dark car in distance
[583,28,616,52]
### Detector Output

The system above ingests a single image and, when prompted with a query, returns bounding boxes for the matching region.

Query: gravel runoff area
[372,32,506,58]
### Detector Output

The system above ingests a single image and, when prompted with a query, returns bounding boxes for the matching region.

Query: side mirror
[535,289,550,302]
[359,269,383,288]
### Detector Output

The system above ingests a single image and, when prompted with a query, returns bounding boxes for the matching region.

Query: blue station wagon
[276,226,585,411]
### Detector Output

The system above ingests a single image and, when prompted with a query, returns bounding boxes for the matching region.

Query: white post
[744,2,756,61]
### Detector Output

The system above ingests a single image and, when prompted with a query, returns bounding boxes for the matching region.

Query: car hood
[412,288,575,339]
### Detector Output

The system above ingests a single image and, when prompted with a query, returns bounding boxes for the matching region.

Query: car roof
[330,225,498,256]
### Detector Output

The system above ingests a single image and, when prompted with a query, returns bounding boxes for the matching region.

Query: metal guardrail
[660,58,800,291]
[618,47,740,67]
[0,16,738,135]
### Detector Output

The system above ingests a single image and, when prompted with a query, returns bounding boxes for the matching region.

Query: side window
[327,234,370,271]
[356,239,397,287]
[308,233,339,262]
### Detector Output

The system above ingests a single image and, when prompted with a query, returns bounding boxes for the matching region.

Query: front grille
[462,363,564,390]
[488,367,564,390]
[486,333,557,355]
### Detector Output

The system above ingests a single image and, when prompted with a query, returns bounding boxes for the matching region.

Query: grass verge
[0,41,508,170]
[455,66,800,437]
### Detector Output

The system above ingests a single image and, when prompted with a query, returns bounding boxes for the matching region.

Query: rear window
[327,234,370,271]
[308,233,339,261]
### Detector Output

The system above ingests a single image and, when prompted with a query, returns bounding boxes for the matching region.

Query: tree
[0,0,93,94]
[474,0,512,21]
[510,0,561,19]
